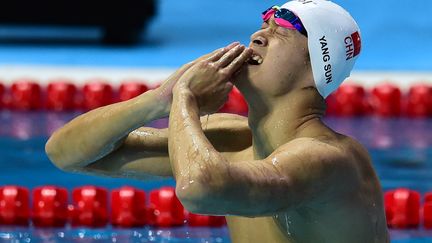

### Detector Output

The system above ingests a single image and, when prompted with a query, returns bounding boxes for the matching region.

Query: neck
[247,87,327,158]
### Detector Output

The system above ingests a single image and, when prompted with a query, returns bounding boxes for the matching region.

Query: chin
[233,65,257,85]
[233,67,260,96]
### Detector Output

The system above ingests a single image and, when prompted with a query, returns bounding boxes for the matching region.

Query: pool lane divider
[0,78,249,115]
[384,188,432,229]
[0,79,431,117]
[0,185,226,228]
[2,185,432,229]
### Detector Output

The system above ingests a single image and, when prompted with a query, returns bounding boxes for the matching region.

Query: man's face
[234,17,312,97]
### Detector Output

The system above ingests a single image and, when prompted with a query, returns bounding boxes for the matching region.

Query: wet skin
[46,18,389,243]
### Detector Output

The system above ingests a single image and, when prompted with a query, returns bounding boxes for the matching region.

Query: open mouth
[247,53,263,65]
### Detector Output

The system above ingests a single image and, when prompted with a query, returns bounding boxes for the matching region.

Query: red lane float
[0,77,431,118]
[111,186,147,227]
[219,87,248,115]
[32,186,68,227]
[82,80,114,110]
[7,184,432,229]
[70,186,109,227]
[370,83,402,117]
[325,83,368,116]
[385,188,420,228]
[0,186,30,225]
[404,84,432,118]
[423,193,432,229]
[0,82,5,109]
[148,187,185,227]
[46,80,77,111]
[118,80,149,102]
[10,79,42,110]
[185,210,226,227]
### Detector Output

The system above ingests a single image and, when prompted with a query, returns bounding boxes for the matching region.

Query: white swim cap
[281,0,361,98]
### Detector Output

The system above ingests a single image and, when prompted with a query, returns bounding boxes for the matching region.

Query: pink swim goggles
[262,6,308,37]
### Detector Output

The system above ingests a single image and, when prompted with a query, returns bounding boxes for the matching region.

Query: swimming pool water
[0,226,230,242]
[0,111,432,242]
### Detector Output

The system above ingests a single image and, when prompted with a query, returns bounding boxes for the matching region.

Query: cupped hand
[174,42,253,114]
[154,43,241,108]
[155,61,196,104]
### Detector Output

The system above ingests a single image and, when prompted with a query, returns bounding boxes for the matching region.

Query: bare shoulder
[272,133,374,193]
[274,135,349,163]
[331,134,380,186]
[279,132,371,165]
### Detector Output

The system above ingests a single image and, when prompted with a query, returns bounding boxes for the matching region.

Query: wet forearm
[46,89,169,169]
[168,88,228,198]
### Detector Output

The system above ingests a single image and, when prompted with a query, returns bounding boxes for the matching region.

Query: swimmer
[46,1,389,242]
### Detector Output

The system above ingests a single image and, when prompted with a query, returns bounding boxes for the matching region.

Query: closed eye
[276,27,292,36]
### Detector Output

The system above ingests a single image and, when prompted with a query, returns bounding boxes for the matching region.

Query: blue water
[0,111,432,242]
[0,226,230,242]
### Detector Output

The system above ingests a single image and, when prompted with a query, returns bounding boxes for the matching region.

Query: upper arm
[68,126,171,179]
[198,113,251,152]
[182,138,358,216]
[82,113,251,178]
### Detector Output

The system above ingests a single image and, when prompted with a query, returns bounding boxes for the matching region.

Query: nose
[250,34,268,47]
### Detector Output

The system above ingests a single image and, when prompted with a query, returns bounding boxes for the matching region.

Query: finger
[199,49,223,62]
[205,42,240,62]
[204,48,229,63]
[178,61,195,73]
[224,82,234,92]
[214,45,245,68]
[222,48,253,77]
[226,41,241,49]
[166,62,194,82]
[222,82,234,102]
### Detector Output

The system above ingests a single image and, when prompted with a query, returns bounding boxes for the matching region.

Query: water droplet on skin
[205,114,210,129]
[285,214,292,236]
[272,157,279,166]
[189,180,194,184]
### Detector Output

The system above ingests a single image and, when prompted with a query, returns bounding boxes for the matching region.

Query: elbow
[176,182,212,215]
[45,129,72,170]
[45,138,76,172]
[174,155,231,214]
[175,171,228,215]
[176,168,296,216]
[176,178,266,216]
[45,138,62,169]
